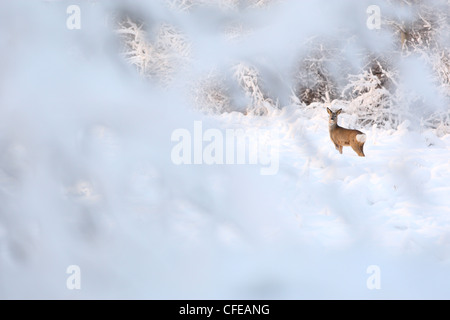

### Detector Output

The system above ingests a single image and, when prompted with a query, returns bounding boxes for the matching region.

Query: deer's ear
[336,108,342,115]
[327,107,332,115]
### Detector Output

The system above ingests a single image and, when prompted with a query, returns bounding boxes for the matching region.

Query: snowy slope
[0,0,449,299]
[221,106,450,254]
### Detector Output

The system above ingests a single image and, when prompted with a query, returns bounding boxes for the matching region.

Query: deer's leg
[351,143,365,157]
[338,145,343,154]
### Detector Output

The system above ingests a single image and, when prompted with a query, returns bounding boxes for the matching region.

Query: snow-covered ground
[0,1,449,299]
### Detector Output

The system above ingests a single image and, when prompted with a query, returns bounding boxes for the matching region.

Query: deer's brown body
[327,108,366,157]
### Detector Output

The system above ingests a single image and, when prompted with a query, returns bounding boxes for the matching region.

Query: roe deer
[327,107,366,157]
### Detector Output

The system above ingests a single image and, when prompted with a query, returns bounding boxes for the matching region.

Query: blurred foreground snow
[0,0,449,299]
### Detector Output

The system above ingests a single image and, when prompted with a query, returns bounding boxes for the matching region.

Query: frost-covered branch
[192,72,233,114]
[234,63,276,115]
[116,16,191,85]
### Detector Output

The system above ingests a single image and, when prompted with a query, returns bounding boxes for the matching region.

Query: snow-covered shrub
[115,16,191,85]
[233,63,277,115]
[342,59,404,129]
[432,50,450,92]
[414,49,450,135]
[421,109,450,137]
[385,0,448,52]
[293,41,344,106]
[384,1,450,133]
[385,1,449,89]
[192,72,233,114]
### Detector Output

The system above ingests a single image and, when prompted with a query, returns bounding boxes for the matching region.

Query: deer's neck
[329,122,339,131]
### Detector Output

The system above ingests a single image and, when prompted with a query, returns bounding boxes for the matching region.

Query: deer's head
[327,107,342,126]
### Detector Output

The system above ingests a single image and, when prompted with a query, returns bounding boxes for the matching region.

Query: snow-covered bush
[421,50,450,136]
[387,1,449,91]
[342,59,404,129]
[192,72,233,114]
[233,63,277,115]
[115,16,191,85]
[431,50,450,92]
[191,63,280,116]
[384,1,450,133]
[385,0,447,52]
[293,40,345,106]
[421,109,450,136]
